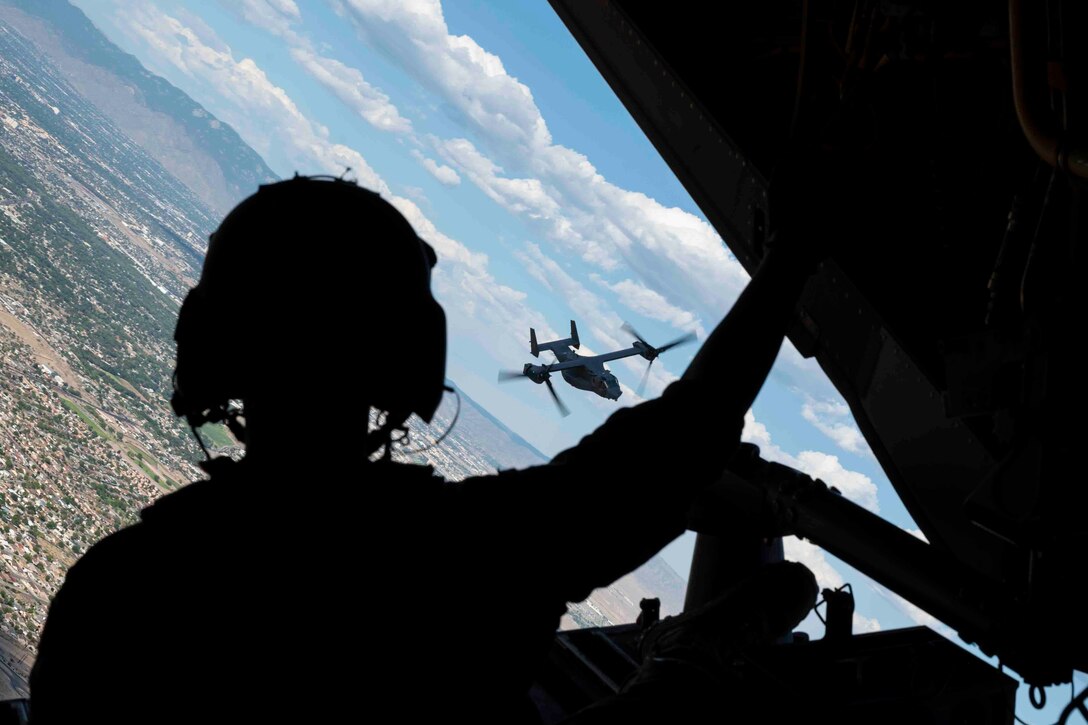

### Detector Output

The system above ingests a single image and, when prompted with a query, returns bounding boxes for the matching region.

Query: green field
[97,367,138,398]
[60,398,111,440]
[197,423,235,449]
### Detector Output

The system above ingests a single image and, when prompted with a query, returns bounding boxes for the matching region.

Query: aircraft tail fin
[532,321,581,356]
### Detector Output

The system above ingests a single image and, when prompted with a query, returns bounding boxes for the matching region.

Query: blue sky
[68,0,1083,715]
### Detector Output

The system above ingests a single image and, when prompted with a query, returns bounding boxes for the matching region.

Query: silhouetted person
[30,176,820,723]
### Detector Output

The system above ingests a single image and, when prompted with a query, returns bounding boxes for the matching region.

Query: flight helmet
[172,176,447,433]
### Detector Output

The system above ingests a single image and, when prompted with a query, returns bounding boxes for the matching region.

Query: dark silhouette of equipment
[499,319,696,415]
[541,0,1088,720]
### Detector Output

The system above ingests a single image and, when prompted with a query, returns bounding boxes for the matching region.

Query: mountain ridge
[0,0,277,214]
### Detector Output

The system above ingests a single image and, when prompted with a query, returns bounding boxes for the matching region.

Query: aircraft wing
[535,359,590,373]
[534,348,641,373]
[535,348,635,374]
[572,347,642,366]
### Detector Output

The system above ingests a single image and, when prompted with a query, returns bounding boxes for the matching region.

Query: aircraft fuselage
[554,347,622,400]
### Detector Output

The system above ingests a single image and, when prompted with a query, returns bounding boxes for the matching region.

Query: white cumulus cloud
[742,411,880,513]
[290,48,412,133]
[228,0,412,135]
[801,395,873,457]
[411,150,461,186]
[107,3,570,403]
[228,0,414,137]
[593,275,706,339]
[267,0,300,19]
[344,1,752,327]
[342,0,550,150]
[853,613,882,633]
[118,5,388,187]
[238,0,301,38]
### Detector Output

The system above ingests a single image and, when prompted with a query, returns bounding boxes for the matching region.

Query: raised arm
[682,246,816,419]
[451,240,820,604]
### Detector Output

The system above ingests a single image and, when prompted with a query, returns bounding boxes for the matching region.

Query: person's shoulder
[139,477,221,526]
[70,463,242,574]
[64,471,246,600]
[139,458,256,526]
[71,476,218,576]
[61,517,153,599]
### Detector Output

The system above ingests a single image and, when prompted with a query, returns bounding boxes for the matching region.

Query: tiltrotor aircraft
[498,320,695,416]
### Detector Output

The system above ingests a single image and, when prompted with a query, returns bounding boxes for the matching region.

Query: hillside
[0,0,277,214]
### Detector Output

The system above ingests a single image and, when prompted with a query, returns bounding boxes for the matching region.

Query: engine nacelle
[524,363,550,384]
[632,340,656,361]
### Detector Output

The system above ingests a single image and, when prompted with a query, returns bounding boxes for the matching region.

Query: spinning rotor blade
[656,332,698,355]
[544,377,570,417]
[621,321,650,347]
[498,365,568,415]
[622,322,696,356]
[637,359,654,398]
[621,323,696,397]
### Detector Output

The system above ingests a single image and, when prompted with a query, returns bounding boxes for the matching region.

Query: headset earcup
[368,294,446,424]
[173,289,239,424]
